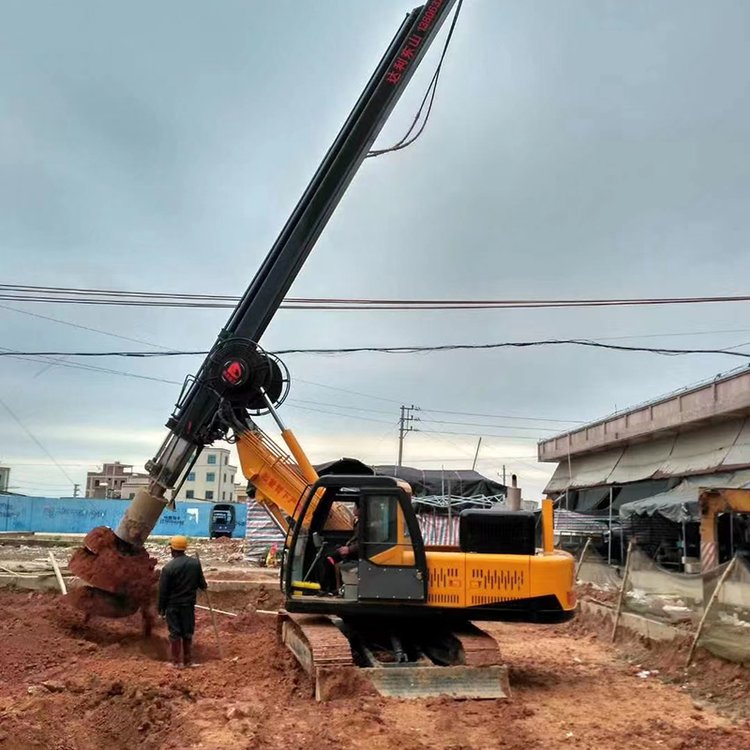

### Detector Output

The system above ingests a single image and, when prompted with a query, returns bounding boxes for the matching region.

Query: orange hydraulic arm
[235,412,351,533]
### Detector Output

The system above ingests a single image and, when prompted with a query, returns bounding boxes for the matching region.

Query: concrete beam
[538,367,750,461]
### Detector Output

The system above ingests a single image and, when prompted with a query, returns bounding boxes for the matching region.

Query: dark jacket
[158,554,207,612]
[331,529,359,563]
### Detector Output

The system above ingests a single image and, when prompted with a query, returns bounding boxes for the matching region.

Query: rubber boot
[170,639,182,668]
[182,638,199,668]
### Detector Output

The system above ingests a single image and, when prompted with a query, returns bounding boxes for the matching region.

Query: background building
[234,483,249,504]
[538,366,750,566]
[119,449,239,504]
[85,462,148,499]
[0,466,9,493]
[175,447,238,503]
[119,474,150,501]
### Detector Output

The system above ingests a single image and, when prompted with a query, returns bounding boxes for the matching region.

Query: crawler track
[279,612,509,700]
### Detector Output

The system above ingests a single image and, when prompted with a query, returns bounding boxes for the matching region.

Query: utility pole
[471,437,482,471]
[397,404,418,467]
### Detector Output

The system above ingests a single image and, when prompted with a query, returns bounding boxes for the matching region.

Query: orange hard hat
[170,535,188,551]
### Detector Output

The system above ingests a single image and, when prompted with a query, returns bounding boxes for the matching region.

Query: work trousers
[165,604,196,641]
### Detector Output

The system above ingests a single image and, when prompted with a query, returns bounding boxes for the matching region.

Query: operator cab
[283,475,427,614]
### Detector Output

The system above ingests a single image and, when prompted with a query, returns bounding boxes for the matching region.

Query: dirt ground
[0,537,251,570]
[0,588,748,750]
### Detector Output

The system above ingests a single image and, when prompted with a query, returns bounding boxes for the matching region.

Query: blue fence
[0,495,247,538]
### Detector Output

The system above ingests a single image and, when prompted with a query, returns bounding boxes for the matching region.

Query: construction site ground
[1,559,749,750]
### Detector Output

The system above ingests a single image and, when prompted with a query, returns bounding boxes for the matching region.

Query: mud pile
[68,526,158,618]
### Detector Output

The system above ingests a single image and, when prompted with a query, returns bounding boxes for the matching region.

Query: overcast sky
[2,0,750,500]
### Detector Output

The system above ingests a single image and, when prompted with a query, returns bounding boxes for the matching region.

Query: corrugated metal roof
[608,437,675,484]
[619,470,750,522]
[661,420,743,475]
[545,417,750,492]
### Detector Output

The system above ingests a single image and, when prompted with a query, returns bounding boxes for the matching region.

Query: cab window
[364,495,398,559]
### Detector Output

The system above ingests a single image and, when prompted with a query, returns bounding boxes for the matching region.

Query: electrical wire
[283,403,396,425]
[5,340,750,359]
[0,348,183,386]
[418,417,558,432]
[295,378,403,405]
[287,398,395,416]
[0,303,171,350]
[416,428,540,441]
[281,402,549,440]
[0,396,76,485]
[5,283,750,310]
[290,399,582,426]
[366,0,464,158]
[419,407,584,424]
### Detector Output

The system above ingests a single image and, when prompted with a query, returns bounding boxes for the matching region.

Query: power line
[418,417,559,432]
[414,423,478,460]
[5,339,750,359]
[282,403,395,425]
[0,396,75,485]
[0,461,98,467]
[0,303,171,349]
[278,402,548,439]
[275,341,750,358]
[0,348,182,386]
[290,399,582,425]
[7,296,750,350]
[419,407,584,424]
[5,283,750,310]
[285,378,402,405]
[287,398,395,416]
[416,429,541,441]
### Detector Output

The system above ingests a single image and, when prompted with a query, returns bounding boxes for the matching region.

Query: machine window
[365,495,397,545]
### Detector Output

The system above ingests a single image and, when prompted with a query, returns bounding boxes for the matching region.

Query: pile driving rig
[70,1,575,699]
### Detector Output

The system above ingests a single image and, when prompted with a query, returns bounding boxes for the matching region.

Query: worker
[158,535,207,668]
[329,502,360,564]
[325,503,360,593]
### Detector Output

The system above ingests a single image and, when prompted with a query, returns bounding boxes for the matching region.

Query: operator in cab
[329,502,360,564]
[158,535,207,669]
[325,502,360,594]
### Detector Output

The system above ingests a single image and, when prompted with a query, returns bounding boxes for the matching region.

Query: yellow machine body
[237,425,576,620]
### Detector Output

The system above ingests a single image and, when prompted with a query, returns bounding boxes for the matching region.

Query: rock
[226,705,248,721]
[108,681,125,696]
[41,680,66,693]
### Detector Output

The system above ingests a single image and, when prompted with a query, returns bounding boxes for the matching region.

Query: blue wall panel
[29,498,126,534]
[1,495,33,533]
[0,495,247,538]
